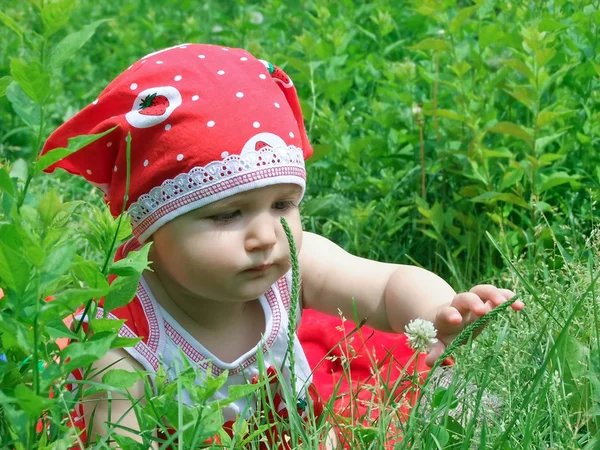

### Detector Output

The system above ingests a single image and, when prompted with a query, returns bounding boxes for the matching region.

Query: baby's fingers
[470,285,524,311]
[425,340,446,367]
[452,292,490,317]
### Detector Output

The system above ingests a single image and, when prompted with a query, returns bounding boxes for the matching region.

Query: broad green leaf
[501,170,524,190]
[195,369,229,400]
[555,335,589,411]
[482,148,513,158]
[50,20,108,70]
[52,200,85,228]
[36,126,119,172]
[0,10,25,39]
[0,166,15,198]
[479,24,503,49]
[536,111,573,128]
[539,17,567,32]
[450,61,471,77]
[103,275,141,312]
[45,318,79,341]
[111,337,142,349]
[41,0,75,38]
[0,241,31,294]
[61,333,116,372]
[429,109,466,122]
[37,189,63,229]
[0,76,12,97]
[10,58,51,104]
[591,60,600,77]
[408,38,451,52]
[428,424,450,447]
[535,131,566,154]
[449,5,479,34]
[472,192,529,209]
[72,260,109,290]
[110,435,146,450]
[14,384,54,419]
[109,243,152,277]
[488,122,533,147]
[40,240,78,288]
[503,59,534,80]
[39,288,108,323]
[102,369,140,390]
[90,318,125,334]
[539,172,581,193]
[536,48,556,67]
[6,82,41,128]
[505,86,535,111]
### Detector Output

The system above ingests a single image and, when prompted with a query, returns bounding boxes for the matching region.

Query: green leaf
[555,335,590,410]
[10,58,51,104]
[428,109,466,122]
[0,10,25,39]
[539,172,581,193]
[37,189,63,229]
[488,122,533,147]
[450,61,471,77]
[0,166,15,198]
[36,126,119,172]
[39,288,108,323]
[449,5,479,34]
[536,111,573,128]
[472,192,529,209]
[45,318,79,341]
[536,48,556,67]
[41,0,75,37]
[0,76,12,97]
[40,240,78,288]
[0,241,31,294]
[111,337,142,349]
[61,333,116,372]
[408,38,451,52]
[110,435,146,450]
[503,59,534,80]
[102,369,140,390]
[6,82,41,128]
[535,131,566,154]
[72,260,109,290]
[109,243,152,277]
[14,384,54,419]
[103,275,141,312]
[479,24,503,49]
[428,424,450,447]
[50,20,108,70]
[501,170,524,190]
[90,318,125,334]
[505,86,536,111]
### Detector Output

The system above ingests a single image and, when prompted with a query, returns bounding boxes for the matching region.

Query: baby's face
[148,183,304,303]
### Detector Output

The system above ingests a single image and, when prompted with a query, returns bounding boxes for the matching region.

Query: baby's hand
[425,284,524,367]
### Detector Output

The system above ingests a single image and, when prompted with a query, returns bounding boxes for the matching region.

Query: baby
[41,43,524,447]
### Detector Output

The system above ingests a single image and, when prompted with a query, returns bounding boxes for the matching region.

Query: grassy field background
[0,0,599,448]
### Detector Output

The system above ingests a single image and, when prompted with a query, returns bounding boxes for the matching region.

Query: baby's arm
[299,232,523,360]
[82,348,156,448]
[300,231,456,331]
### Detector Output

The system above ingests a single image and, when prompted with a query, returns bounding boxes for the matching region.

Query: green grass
[0,0,599,448]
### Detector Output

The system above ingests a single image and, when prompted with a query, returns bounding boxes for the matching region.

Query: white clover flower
[249,11,264,25]
[404,318,438,351]
[437,29,445,36]
[212,25,223,33]
[411,104,422,115]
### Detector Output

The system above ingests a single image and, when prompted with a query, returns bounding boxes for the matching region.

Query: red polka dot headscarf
[40,43,312,243]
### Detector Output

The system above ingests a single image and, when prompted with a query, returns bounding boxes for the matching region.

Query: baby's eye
[273,200,297,211]
[210,210,240,223]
